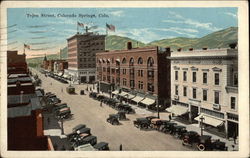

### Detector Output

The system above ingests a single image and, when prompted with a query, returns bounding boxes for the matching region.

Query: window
[130,80,135,88]
[175,71,178,80]
[214,91,220,104]
[123,78,127,86]
[175,85,179,95]
[122,69,126,74]
[183,71,187,81]
[138,57,143,64]
[122,58,126,64]
[203,89,207,101]
[193,88,197,99]
[148,83,154,92]
[147,57,154,67]
[183,87,187,97]
[231,97,236,109]
[233,73,238,86]
[203,73,207,84]
[138,81,143,89]
[138,70,143,77]
[215,73,220,85]
[129,58,134,66]
[148,70,154,77]
[192,72,196,82]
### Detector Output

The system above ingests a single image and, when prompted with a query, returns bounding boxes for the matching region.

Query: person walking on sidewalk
[119,144,122,151]
[100,101,103,107]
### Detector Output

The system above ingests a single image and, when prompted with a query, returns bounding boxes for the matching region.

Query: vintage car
[69,133,90,144]
[117,111,126,120]
[72,124,86,133]
[158,120,171,131]
[146,116,158,121]
[97,95,106,101]
[150,118,164,130]
[55,107,71,119]
[80,90,85,95]
[89,92,98,99]
[106,114,120,125]
[72,135,97,148]
[161,122,177,134]
[211,139,227,151]
[53,103,68,112]
[171,125,187,139]
[182,131,200,146]
[197,135,213,151]
[133,118,151,129]
[66,86,75,94]
[93,142,109,151]
[76,127,91,135]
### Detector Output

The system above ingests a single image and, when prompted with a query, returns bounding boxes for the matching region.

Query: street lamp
[156,97,160,119]
[200,115,205,136]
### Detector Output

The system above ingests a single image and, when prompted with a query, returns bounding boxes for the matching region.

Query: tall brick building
[96,43,171,109]
[7,50,28,74]
[66,32,106,83]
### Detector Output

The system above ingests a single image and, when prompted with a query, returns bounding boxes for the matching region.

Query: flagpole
[105,24,108,51]
[23,44,25,55]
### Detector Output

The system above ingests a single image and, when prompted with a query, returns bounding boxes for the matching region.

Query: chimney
[127,42,132,50]
[202,47,207,50]
[229,42,237,49]
[189,48,193,51]
[177,48,182,52]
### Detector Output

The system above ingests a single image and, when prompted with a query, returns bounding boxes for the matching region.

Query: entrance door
[81,76,87,83]
[89,76,95,83]
[190,105,199,123]
[228,121,238,138]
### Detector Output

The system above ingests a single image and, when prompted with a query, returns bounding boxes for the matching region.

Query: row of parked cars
[44,92,72,119]
[46,72,68,84]
[89,92,135,114]
[66,124,109,150]
[133,116,227,151]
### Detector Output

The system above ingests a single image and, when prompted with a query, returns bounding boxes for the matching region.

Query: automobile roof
[94,142,108,148]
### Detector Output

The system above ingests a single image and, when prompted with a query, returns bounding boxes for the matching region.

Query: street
[33,68,191,151]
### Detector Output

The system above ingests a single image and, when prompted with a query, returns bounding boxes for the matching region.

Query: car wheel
[197,144,206,151]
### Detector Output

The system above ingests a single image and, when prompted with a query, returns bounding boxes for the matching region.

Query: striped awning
[195,114,224,127]
[112,90,119,95]
[139,97,155,106]
[167,105,189,116]
[132,95,144,103]
[118,91,128,97]
[127,93,136,99]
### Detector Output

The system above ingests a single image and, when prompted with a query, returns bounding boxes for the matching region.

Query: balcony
[225,86,238,93]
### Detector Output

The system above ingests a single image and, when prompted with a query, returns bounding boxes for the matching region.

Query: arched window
[138,57,143,64]
[129,58,134,66]
[122,58,126,64]
[147,57,154,67]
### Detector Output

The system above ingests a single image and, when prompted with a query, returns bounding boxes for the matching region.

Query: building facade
[66,32,106,83]
[168,46,238,138]
[96,43,171,109]
[7,50,28,74]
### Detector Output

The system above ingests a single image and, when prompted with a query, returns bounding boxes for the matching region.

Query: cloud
[110,10,124,17]
[224,12,237,19]
[153,27,198,38]
[163,11,221,32]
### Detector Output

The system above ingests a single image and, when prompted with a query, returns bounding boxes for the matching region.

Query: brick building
[96,43,171,109]
[42,55,68,73]
[66,32,105,83]
[7,50,28,74]
[167,44,238,138]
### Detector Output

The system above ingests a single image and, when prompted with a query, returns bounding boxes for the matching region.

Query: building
[66,32,106,83]
[7,51,52,150]
[42,56,68,73]
[7,50,28,74]
[96,42,171,109]
[167,44,238,138]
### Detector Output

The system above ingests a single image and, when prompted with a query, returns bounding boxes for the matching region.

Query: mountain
[27,27,237,67]
[148,27,238,50]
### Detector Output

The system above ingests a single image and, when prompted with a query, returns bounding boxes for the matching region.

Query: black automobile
[53,103,68,112]
[93,142,109,151]
[117,111,126,120]
[55,107,71,119]
[197,135,213,151]
[36,88,45,95]
[69,133,91,145]
[171,125,187,139]
[133,118,151,129]
[97,95,106,101]
[106,114,120,125]
[161,122,177,134]
[211,139,227,151]
[123,105,135,114]
[182,131,200,146]
[146,116,158,121]
[72,124,86,133]
[76,127,91,135]
[72,135,97,148]
[89,92,98,99]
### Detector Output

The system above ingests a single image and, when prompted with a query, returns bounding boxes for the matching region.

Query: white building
[167,45,238,138]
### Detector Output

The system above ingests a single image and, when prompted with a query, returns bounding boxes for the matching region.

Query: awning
[112,90,119,95]
[195,114,224,127]
[107,59,111,62]
[167,105,189,116]
[119,91,128,97]
[58,72,63,76]
[116,59,120,62]
[139,97,155,106]
[132,95,144,103]
[127,93,136,99]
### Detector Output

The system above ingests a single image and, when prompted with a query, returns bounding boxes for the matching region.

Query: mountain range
[27,27,238,67]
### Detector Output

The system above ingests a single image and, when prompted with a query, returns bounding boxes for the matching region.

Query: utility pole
[157,97,160,118]
[200,115,205,136]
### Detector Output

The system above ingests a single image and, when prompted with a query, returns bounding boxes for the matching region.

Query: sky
[6,8,238,58]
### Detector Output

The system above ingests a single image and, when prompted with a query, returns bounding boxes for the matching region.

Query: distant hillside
[27,27,238,67]
[148,27,238,50]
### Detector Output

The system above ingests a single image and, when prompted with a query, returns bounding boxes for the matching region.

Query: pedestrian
[169,114,172,121]
[100,101,103,107]
[119,144,122,151]
[61,87,63,93]
[47,117,50,124]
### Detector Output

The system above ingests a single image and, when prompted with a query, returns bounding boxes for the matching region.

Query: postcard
[0,1,249,158]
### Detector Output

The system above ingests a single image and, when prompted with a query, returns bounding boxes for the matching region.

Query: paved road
[33,68,192,151]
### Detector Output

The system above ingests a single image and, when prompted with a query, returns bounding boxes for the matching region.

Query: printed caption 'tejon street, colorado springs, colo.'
[26,13,109,18]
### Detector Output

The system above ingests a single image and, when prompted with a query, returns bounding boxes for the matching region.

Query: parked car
[211,139,227,151]
[72,136,97,148]
[97,95,106,101]
[117,111,126,120]
[197,135,213,151]
[158,120,170,131]
[56,107,71,119]
[72,124,86,133]
[150,118,164,130]
[171,125,187,139]
[161,122,177,134]
[182,131,200,146]
[106,114,120,125]
[146,116,158,121]
[76,127,91,135]
[93,142,109,151]
[66,86,75,94]
[89,92,98,98]
[69,133,90,144]
[133,118,151,129]
[53,103,68,112]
